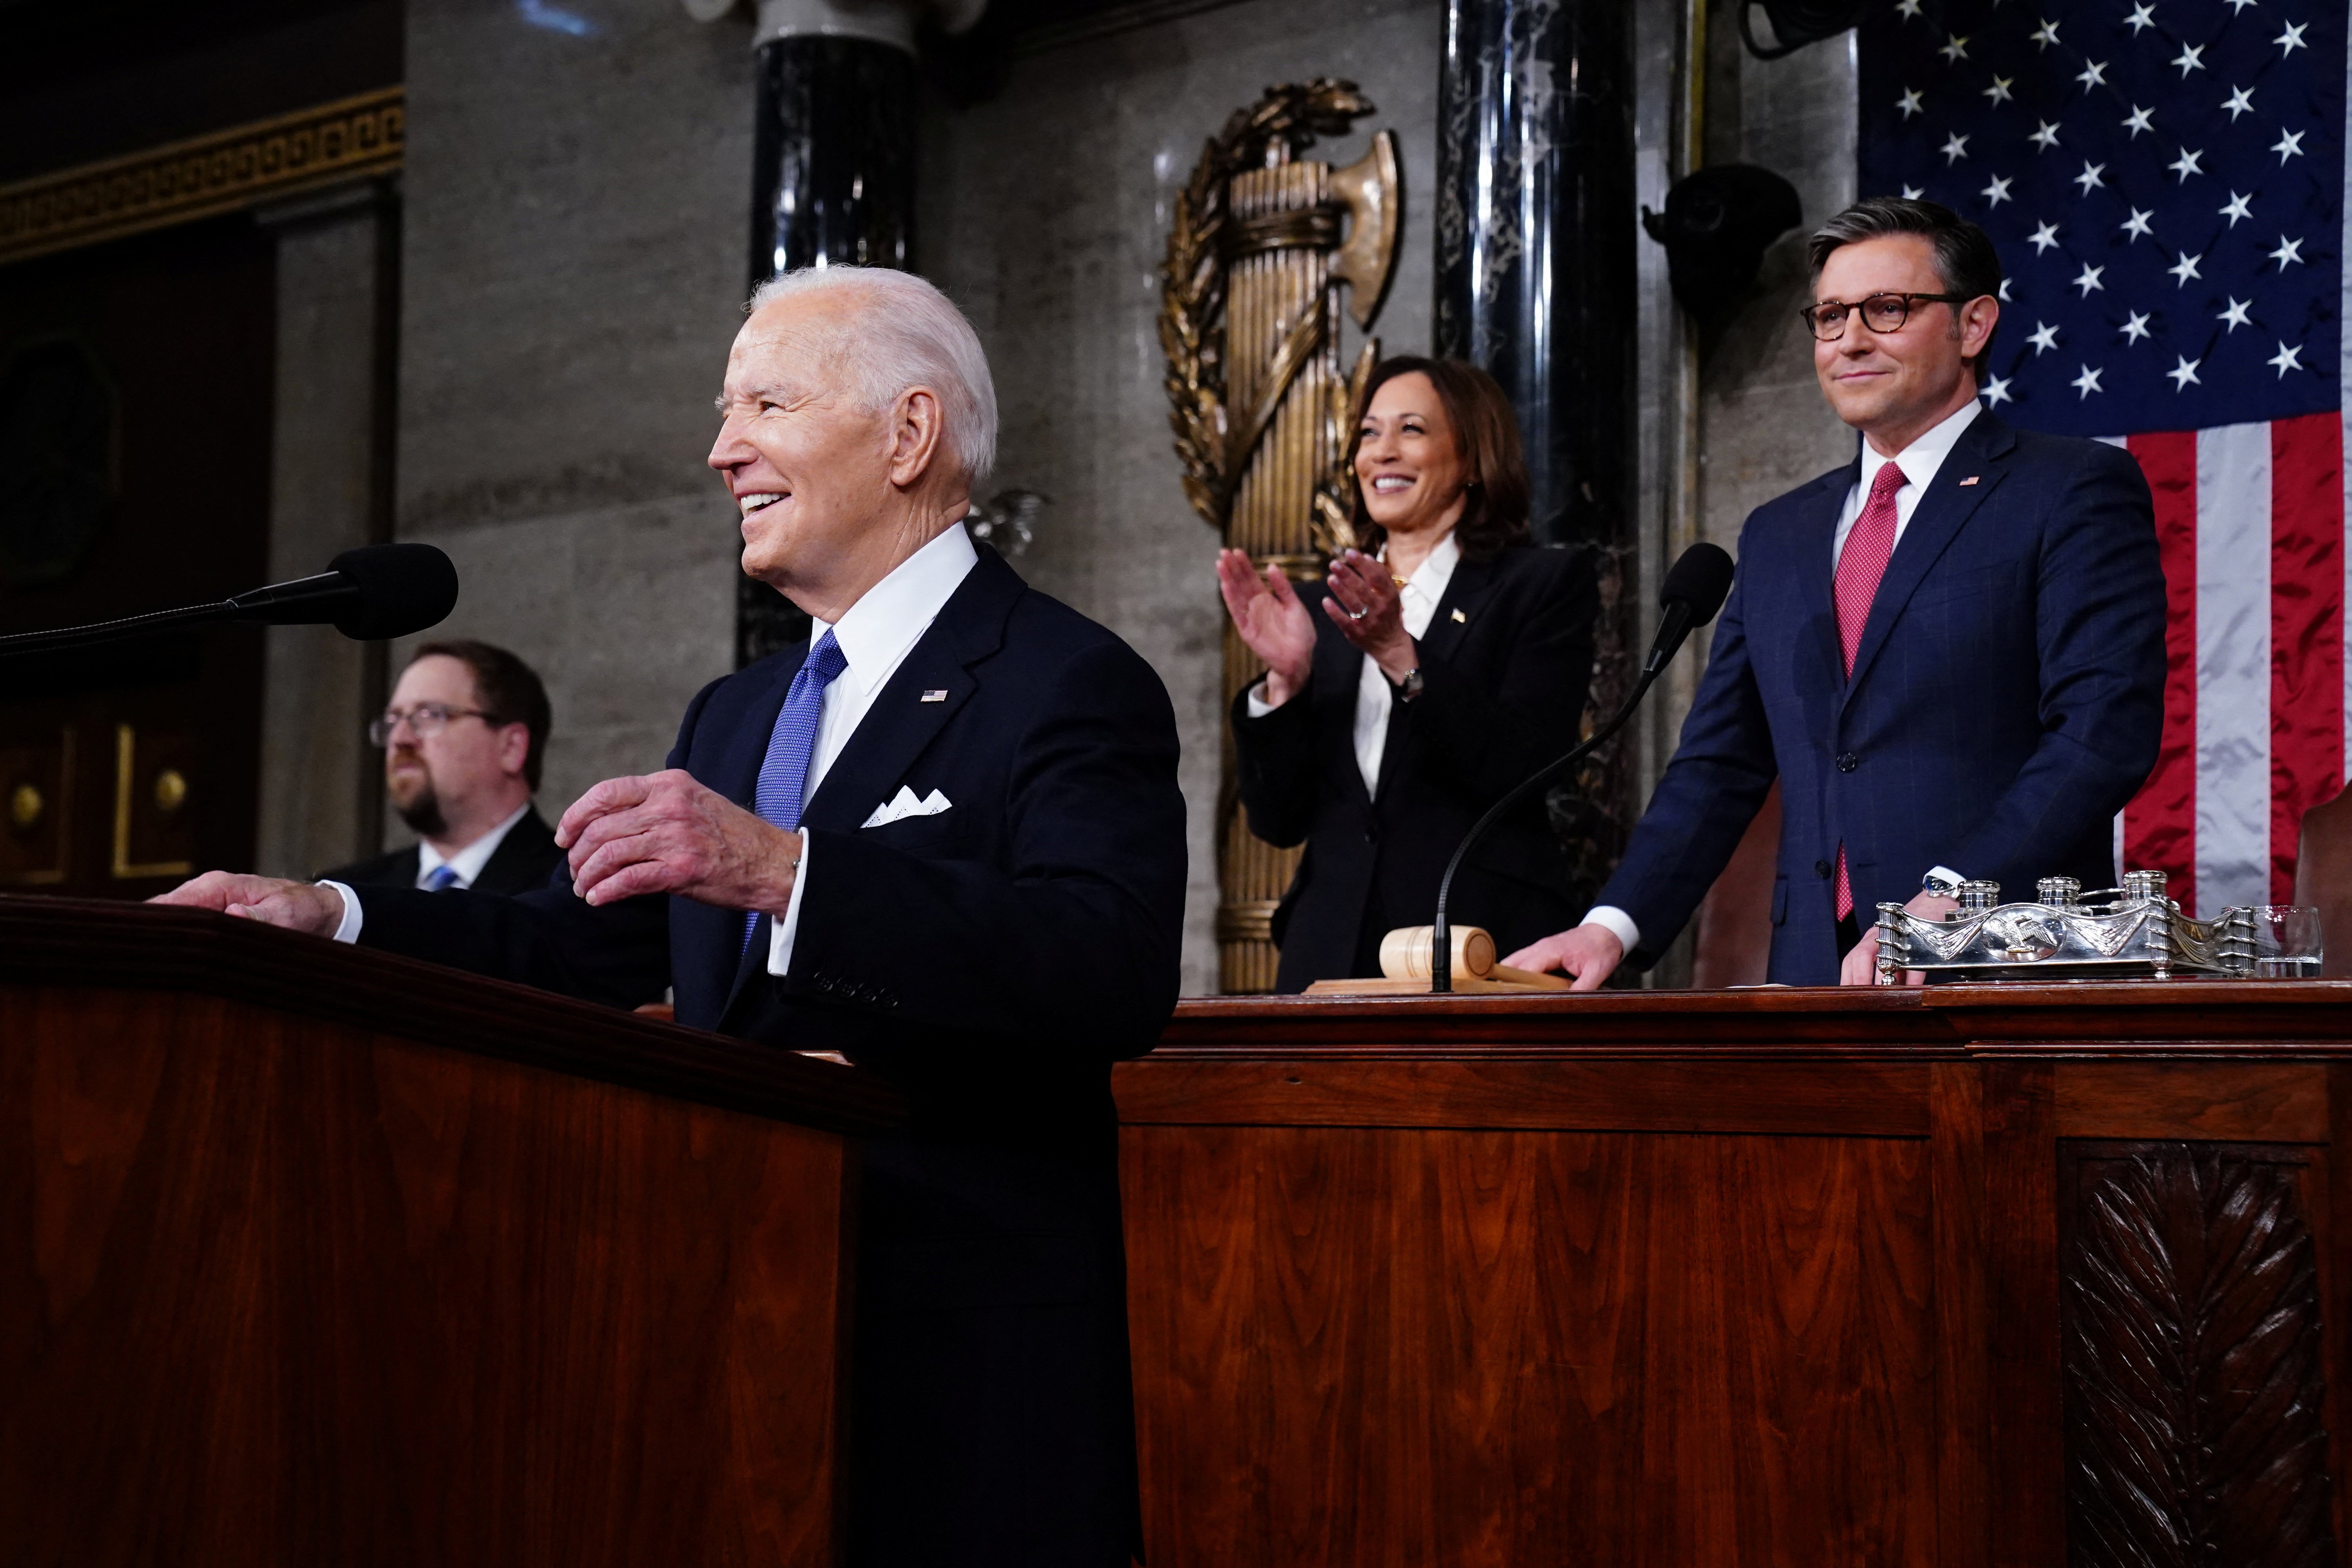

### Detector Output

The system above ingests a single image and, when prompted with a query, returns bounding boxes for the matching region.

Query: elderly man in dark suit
[159,265,1187,1566]
[322,639,564,896]
[1511,197,2167,988]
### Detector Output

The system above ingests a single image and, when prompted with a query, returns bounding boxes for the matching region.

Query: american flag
[1859,0,2347,917]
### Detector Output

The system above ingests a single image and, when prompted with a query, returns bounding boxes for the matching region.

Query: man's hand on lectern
[1838,888,1958,986]
[1503,922,1624,992]
[152,873,345,936]
[558,768,801,914]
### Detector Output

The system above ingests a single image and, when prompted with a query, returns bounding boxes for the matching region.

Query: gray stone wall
[390,0,755,828]
[921,0,1441,993]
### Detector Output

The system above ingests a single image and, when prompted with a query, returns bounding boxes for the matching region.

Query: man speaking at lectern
[1511,198,2166,987]
[158,267,1186,1566]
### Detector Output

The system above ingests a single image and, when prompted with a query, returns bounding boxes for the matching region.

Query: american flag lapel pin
[1958,475,1980,486]
[920,689,949,702]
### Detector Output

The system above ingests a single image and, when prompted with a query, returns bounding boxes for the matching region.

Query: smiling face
[1812,233,1998,452]
[1353,372,1472,541]
[708,291,942,615]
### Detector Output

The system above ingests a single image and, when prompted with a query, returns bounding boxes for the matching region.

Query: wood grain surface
[0,983,854,1566]
[1122,1124,1936,1566]
[2055,1061,2329,1142]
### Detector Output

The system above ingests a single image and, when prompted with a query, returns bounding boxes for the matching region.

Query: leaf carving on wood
[2062,1145,2334,1568]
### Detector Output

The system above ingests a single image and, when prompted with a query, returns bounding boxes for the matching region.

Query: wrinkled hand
[1321,550,1416,680]
[1503,922,1625,993]
[557,769,800,912]
[1839,888,1958,986]
[151,871,345,937]
[1216,548,1316,706]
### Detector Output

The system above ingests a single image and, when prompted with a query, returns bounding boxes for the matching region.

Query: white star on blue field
[1859,0,2343,434]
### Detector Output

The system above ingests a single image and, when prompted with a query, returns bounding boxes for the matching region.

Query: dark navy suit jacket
[351,546,1186,1565]
[1598,410,2167,985]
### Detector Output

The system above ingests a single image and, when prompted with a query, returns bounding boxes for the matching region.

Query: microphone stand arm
[1429,603,1693,994]
[0,601,240,661]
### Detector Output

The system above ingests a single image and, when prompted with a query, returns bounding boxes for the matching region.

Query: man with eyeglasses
[321,640,564,898]
[1509,195,2166,988]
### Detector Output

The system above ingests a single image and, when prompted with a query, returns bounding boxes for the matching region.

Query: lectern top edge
[0,893,903,1135]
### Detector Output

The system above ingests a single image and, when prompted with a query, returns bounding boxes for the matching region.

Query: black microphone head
[328,543,459,639]
[1659,542,1735,627]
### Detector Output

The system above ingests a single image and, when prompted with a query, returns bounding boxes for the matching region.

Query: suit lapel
[1372,553,1496,800]
[702,648,807,1014]
[1308,594,1373,810]
[1791,463,1853,696]
[719,549,1022,1020]
[1842,410,2014,706]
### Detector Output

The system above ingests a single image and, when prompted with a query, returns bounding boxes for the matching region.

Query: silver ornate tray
[1874,870,2256,984]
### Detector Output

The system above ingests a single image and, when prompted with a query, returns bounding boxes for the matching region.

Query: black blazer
[319,805,565,895]
[1234,541,1599,991]
[345,547,1187,1564]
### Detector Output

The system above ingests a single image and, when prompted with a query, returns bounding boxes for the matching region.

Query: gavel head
[1378,924,1495,982]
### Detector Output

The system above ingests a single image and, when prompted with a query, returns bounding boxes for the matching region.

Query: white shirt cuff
[319,880,362,944]
[1243,677,1283,718]
[765,833,810,976]
[1582,905,1641,956]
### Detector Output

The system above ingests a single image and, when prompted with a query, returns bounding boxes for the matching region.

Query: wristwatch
[1922,866,1964,898]
[1390,666,1425,703]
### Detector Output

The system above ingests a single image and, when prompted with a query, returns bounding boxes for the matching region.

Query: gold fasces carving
[1164,81,1403,994]
[0,87,405,267]
[1328,132,1400,329]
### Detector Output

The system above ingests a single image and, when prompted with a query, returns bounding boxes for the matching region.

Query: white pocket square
[860,786,953,829]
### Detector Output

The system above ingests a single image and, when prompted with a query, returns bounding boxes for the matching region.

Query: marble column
[734,0,948,665]
[1435,0,1636,913]
[1434,0,1636,549]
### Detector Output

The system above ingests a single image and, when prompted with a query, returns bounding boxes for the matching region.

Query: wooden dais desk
[1117,985,2352,1566]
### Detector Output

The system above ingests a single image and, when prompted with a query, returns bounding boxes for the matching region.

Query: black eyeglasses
[1799,291,1971,341]
[369,703,497,747]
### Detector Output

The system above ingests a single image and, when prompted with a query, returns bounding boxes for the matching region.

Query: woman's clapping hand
[1216,548,1318,706]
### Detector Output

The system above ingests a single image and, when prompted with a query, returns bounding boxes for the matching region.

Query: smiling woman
[1217,356,1601,991]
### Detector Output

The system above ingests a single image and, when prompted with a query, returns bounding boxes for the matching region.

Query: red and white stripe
[2112,414,2346,918]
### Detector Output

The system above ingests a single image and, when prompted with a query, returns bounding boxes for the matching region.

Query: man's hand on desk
[557,768,799,913]
[1503,923,1625,992]
[151,873,345,936]
[1838,888,1960,987]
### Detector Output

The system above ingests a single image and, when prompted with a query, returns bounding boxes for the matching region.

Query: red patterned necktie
[1833,460,1907,920]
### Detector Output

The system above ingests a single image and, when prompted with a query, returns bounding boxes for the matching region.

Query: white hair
[746,265,998,490]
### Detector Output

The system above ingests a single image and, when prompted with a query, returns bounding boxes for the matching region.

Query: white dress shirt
[415,800,532,889]
[325,523,981,969]
[766,520,978,973]
[1580,400,1984,960]
[1245,531,1461,797]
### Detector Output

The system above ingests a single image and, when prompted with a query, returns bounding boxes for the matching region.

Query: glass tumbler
[2248,906,2325,978]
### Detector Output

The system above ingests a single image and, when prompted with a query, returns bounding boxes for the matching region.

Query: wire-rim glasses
[1799,291,1970,341]
[369,703,497,747]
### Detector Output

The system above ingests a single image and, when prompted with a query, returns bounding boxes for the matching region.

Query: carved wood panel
[2060,1142,2334,1567]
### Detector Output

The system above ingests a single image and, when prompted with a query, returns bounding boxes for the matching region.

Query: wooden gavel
[1378,926,1568,990]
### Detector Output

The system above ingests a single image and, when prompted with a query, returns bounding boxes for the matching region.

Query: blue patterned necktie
[743,628,849,951]
[423,864,460,892]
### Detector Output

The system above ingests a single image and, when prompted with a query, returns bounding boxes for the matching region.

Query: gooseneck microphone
[0,543,460,661]
[1428,542,1736,993]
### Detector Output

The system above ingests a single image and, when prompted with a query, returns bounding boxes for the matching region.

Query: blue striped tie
[744,629,848,952]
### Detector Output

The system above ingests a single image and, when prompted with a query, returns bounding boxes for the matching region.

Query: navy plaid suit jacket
[1597,409,2167,985]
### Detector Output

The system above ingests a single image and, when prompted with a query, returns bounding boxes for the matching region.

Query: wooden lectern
[0,896,898,1566]
[1118,986,2352,1565]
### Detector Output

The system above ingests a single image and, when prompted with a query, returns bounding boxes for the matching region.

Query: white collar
[1383,529,1462,600]
[418,799,533,885]
[1858,398,1981,494]
[811,522,981,693]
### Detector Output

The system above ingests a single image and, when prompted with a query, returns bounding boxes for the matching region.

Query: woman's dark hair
[1806,196,2003,367]
[1345,356,1532,563]
[409,638,554,791]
